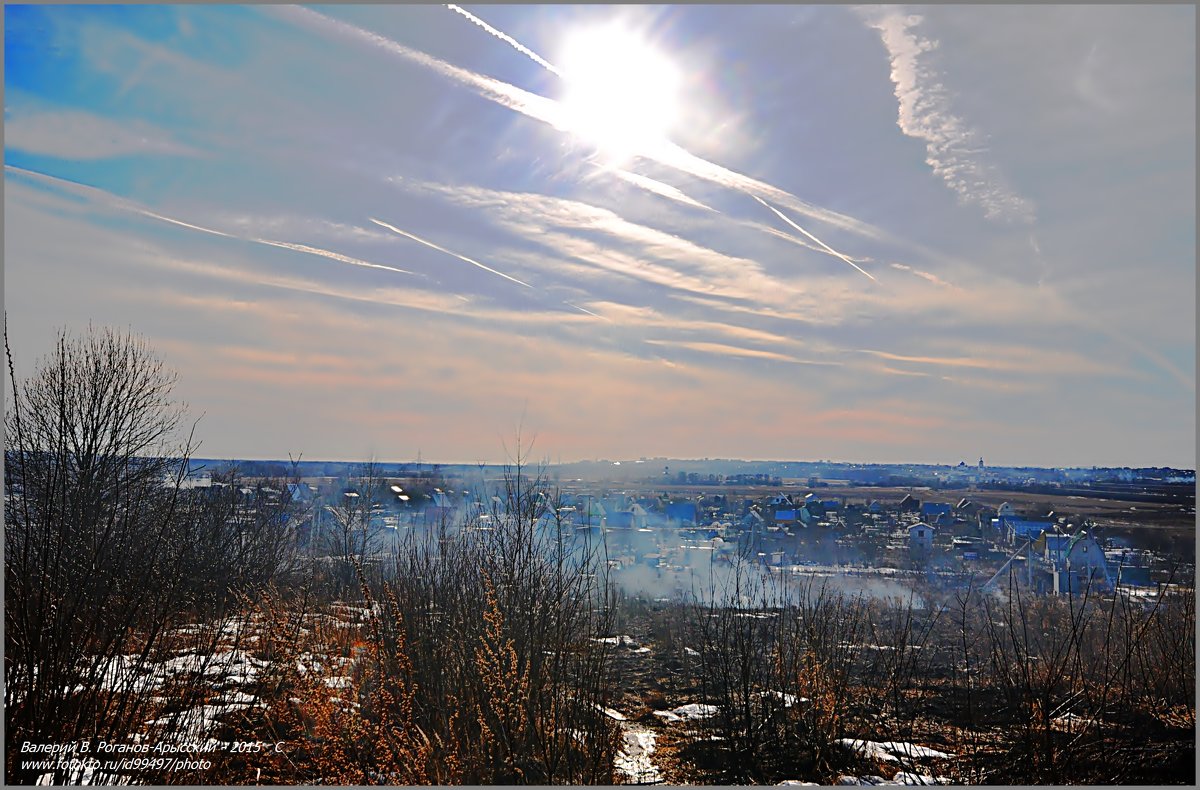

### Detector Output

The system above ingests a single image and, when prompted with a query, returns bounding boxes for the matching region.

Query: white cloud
[5,108,201,160]
[857,7,1035,225]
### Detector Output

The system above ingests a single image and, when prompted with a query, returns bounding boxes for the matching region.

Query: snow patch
[837,739,953,764]
[615,723,662,785]
[670,702,719,720]
[596,704,627,721]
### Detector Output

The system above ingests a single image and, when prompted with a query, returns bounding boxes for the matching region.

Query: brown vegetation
[5,326,1193,786]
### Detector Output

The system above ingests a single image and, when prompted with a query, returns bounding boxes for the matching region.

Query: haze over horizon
[5,5,1194,469]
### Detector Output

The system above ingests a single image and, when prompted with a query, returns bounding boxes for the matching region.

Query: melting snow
[837,740,953,764]
[615,723,662,785]
[761,690,806,707]
[594,635,641,647]
[670,702,719,720]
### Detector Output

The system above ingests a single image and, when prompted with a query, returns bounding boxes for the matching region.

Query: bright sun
[556,24,681,163]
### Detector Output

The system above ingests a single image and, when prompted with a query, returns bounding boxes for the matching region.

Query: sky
[4,4,1195,468]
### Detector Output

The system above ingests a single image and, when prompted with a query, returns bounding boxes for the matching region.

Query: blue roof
[1005,518,1052,537]
[666,502,697,520]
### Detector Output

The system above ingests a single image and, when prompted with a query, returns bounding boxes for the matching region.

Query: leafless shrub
[4,326,298,784]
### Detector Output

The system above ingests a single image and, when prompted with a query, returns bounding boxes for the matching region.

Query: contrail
[135,209,420,280]
[252,238,415,276]
[136,209,236,239]
[751,195,876,281]
[565,301,609,320]
[430,5,895,244]
[446,4,563,77]
[599,165,718,213]
[288,6,894,250]
[369,217,532,288]
[9,165,427,282]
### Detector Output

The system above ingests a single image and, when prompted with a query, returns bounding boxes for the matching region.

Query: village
[182,458,1195,603]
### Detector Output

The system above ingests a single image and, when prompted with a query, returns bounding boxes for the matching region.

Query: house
[921,502,952,520]
[1032,531,1111,595]
[287,482,315,503]
[665,500,697,526]
[773,508,799,526]
[997,501,1018,518]
[607,510,634,529]
[908,522,935,554]
[739,509,766,557]
[1055,532,1110,593]
[741,508,765,532]
[997,517,1054,545]
[898,494,921,513]
[955,498,982,516]
[581,499,607,526]
[424,491,455,525]
[1040,532,1071,563]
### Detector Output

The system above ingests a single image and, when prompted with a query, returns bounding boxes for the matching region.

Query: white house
[1053,532,1110,594]
[908,522,935,554]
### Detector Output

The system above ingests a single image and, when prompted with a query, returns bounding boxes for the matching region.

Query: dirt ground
[638,481,1195,535]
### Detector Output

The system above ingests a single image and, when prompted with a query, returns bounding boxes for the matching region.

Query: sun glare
[556,24,681,162]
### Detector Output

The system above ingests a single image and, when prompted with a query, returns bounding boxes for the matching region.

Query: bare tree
[3,325,296,783]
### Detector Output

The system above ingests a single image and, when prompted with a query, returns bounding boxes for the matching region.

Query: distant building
[908,522,935,554]
[1032,531,1111,595]
[996,516,1054,545]
[773,508,799,526]
[954,498,981,516]
[921,502,952,519]
[286,482,315,503]
[608,510,634,529]
[1041,532,1071,563]
[1057,532,1110,593]
[581,499,607,526]
[665,501,697,526]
